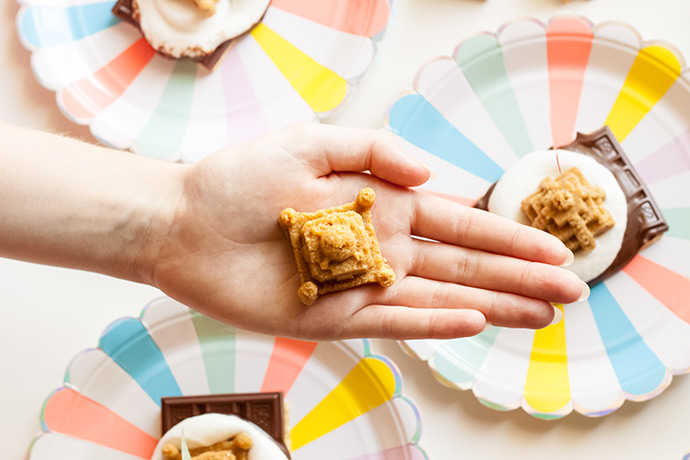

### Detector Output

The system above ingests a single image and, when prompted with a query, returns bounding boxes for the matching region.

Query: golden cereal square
[279,188,395,305]
[300,211,374,282]
[521,167,615,252]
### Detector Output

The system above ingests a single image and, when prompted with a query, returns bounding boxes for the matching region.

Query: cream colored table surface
[2,0,690,458]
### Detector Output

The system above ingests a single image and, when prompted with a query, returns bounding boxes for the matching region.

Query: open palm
[150,123,586,340]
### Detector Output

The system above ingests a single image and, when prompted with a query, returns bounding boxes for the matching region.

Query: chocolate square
[161,392,290,458]
[475,126,668,286]
[112,0,234,70]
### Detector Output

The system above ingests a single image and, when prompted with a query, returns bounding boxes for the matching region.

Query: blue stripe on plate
[588,283,667,397]
[388,93,504,183]
[99,317,182,405]
[20,2,119,48]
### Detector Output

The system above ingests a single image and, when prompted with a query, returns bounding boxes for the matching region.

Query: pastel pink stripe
[636,127,690,184]
[269,0,389,37]
[220,45,267,143]
[421,189,477,207]
[59,38,155,120]
[348,444,427,460]
[546,17,594,148]
[261,338,318,394]
[43,388,158,459]
[622,255,690,324]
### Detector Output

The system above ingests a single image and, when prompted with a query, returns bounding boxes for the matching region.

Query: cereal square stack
[279,188,395,305]
[521,167,615,252]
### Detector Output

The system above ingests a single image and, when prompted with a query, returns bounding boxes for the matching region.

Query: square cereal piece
[279,188,395,305]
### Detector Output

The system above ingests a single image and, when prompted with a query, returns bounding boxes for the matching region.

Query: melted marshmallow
[136,0,270,58]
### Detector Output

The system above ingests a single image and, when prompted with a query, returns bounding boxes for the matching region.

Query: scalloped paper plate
[387,16,690,420]
[30,297,427,459]
[16,0,391,162]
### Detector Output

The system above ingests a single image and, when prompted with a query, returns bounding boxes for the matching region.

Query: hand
[145,123,587,340]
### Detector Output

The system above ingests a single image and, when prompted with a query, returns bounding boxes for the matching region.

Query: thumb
[281,123,433,187]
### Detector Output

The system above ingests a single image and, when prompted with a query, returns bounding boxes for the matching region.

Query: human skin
[0,122,587,340]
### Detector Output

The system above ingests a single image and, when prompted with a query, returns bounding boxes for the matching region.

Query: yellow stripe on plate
[523,304,571,414]
[251,23,347,113]
[604,45,681,141]
[290,357,397,451]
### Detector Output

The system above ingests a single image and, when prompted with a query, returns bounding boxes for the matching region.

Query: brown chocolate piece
[161,392,290,458]
[112,0,233,70]
[476,126,668,286]
[474,182,495,212]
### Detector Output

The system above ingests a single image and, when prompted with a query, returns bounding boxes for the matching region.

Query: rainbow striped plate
[30,297,426,459]
[387,16,690,420]
[16,0,391,162]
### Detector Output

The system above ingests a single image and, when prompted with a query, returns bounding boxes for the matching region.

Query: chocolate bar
[111,0,233,70]
[560,127,668,284]
[476,126,668,286]
[161,392,290,458]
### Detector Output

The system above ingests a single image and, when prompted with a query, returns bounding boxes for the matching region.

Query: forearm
[0,123,187,283]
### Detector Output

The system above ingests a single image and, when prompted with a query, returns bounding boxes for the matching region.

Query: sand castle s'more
[153,393,291,460]
[112,0,270,69]
[476,127,668,286]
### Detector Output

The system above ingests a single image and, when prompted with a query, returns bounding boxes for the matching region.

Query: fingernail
[560,249,575,267]
[578,281,591,302]
[391,132,437,179]
[482,321,492,333]
[402,149,437,180]
[549,306,563,326]
[411,156,437,180]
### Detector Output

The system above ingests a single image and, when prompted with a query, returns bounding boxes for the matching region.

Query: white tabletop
[2,0,690,459]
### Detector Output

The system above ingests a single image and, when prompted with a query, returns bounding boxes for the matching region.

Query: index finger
[411,192,572,266]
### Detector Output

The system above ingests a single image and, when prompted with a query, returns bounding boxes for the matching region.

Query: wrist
[123,160,191,287]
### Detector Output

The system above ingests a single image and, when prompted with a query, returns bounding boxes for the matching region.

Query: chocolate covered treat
[476,126,668,286]
[161,392,290,458]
